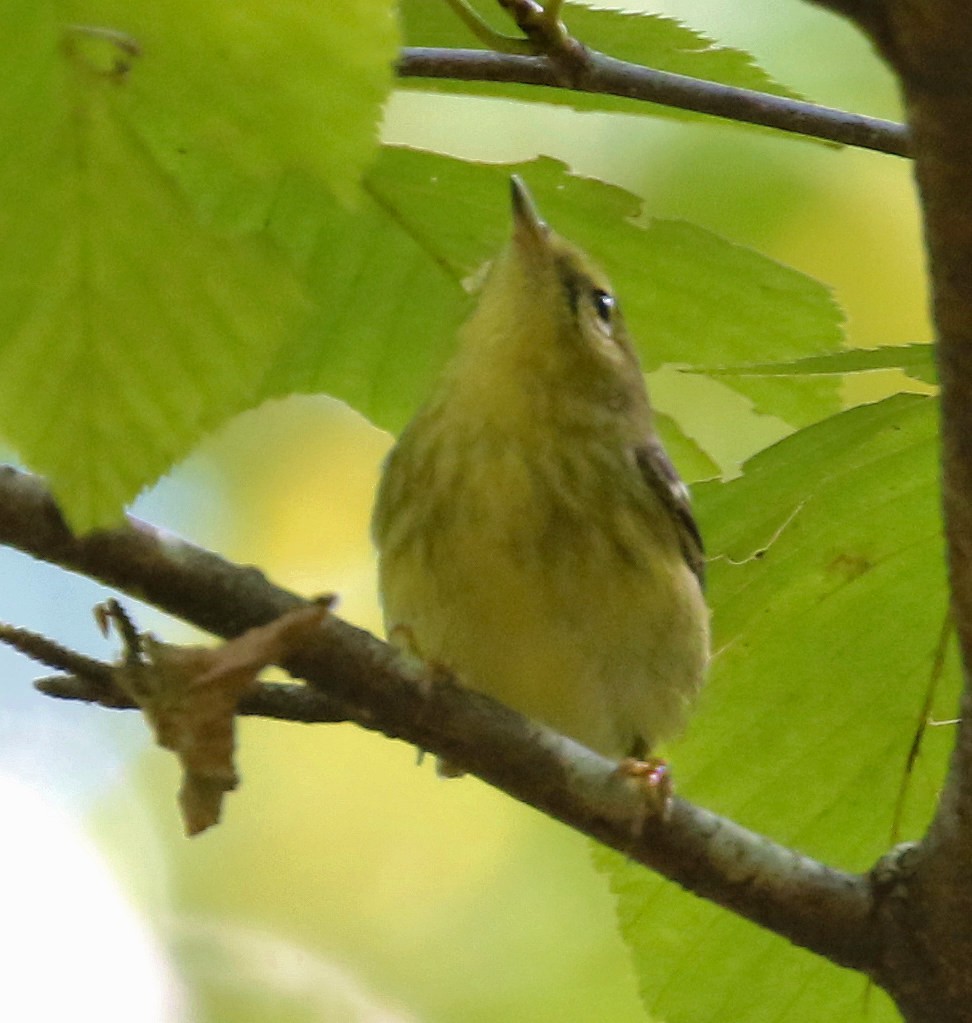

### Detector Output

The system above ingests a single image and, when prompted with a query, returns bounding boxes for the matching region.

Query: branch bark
[397,46,912,157]
[804,1,972,1019]
[0,464,875,971]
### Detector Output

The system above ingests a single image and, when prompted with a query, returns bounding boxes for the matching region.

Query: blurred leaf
[0,8,311,529]
[698,342,936,385]
[264,150,844,435]
[596,393,953,1023]
[400,0,806,127]
[0,1,396,528]
[171,919,423,1023]
[85,0,398,216]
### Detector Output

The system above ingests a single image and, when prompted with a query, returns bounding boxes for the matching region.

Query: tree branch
[396,46,912,158]
[0,463,875,971]
[799,1,972,1018]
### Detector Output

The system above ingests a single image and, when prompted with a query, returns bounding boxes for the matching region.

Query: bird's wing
[635,439,706,587]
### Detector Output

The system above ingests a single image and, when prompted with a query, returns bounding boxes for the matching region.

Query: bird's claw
[617,755,674,824]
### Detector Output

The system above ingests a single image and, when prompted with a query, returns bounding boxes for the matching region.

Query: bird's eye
[592,289,615,327]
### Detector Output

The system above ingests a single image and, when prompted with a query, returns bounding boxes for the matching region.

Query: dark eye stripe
[554,256,584,315]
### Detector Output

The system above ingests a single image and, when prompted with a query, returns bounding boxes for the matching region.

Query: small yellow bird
[372,177,709,772]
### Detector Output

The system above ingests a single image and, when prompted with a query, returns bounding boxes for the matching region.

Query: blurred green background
[0,2,931,1021]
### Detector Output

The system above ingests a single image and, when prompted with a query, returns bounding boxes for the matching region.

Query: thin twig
[0,621,111,680]
[35,671,349,724]
[396,47,911,158]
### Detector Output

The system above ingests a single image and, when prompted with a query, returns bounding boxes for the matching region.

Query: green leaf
[0,1,399,528]
[400,0,806,125]
[597,394,954,1023]
[81,0,398,216]
[260,168,471,435]
[654,412,720,485]
[262,151,844,436]
[697,342,937,385]
[0,7,311,529]
[616,218,844,427]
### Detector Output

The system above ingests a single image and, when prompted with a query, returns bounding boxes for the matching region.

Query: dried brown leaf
[111,602,332,835]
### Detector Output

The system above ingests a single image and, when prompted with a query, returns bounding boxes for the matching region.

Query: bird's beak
[510,175,549,253]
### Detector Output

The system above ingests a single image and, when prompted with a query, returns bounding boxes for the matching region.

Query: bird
[371,175,709,784]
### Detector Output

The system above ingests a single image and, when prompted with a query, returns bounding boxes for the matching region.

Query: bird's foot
[616,755,674,824]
